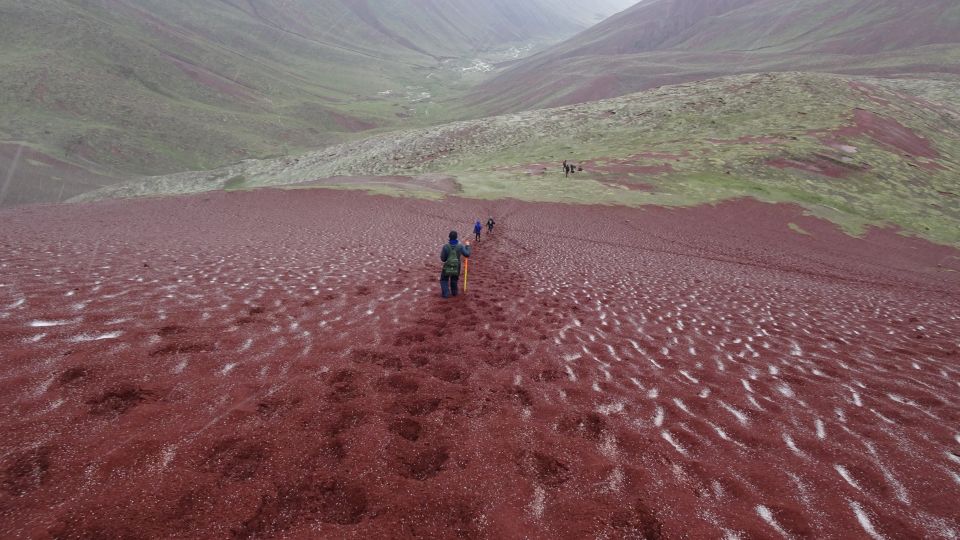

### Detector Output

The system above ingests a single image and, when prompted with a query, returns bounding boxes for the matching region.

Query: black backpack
[442,244,461,276]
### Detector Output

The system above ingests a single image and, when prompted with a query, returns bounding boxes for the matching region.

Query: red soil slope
[0,144,118,208]
[472,0,960,112]
[1,190,958,538]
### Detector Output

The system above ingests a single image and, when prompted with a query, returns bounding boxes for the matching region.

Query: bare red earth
[767,155,867,179]
[300,175,459,194]
[1,190,958,538]
[0,144,118,208]
[821,109,940,159]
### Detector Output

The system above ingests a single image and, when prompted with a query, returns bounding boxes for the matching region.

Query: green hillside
[0,0,630,206]
[79,72,960,246]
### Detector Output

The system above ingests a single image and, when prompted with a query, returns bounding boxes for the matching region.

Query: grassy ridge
[79,72,960,246]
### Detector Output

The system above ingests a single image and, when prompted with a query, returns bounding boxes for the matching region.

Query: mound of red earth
[1,189,958,538]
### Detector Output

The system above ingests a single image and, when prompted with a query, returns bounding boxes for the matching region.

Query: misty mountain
[469,0,960,113]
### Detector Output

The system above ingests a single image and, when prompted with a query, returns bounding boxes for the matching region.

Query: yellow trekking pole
[463,257,469,293]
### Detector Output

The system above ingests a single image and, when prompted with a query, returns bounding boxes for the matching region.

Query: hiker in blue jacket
[440,231,471,298]
[474,220,483,242]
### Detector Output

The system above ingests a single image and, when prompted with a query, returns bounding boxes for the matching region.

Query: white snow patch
[720,401,749,425]
[604,466,625,493]
[777,384,795,398]
[783,433,804,457]
[24,333,47,343]
[528,485,546,519]
[835,464,862,491]
[653,406,665,427]
[709,422,732,442]
[673,398,693,416]
[849,501,885,540]
[597,402,624,416]
[599,433,619,458]
[160,446,177,469]
[756,505,790,538]
[661,431,687,455]
[69,331,122,343]
[28,319,75,328]
[173,359,187,374]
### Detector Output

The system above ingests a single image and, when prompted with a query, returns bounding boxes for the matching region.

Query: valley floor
[1,190,958,538]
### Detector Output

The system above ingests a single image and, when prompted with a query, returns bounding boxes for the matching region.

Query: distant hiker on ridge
[440,231,471,299]
[486,217,495,234]
[563,160,570,177]
[474,219,483,242]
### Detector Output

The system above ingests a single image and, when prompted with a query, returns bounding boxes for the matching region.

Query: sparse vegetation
[78,72,960,246]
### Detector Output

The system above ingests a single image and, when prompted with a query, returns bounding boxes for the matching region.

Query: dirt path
[0,189,958,538]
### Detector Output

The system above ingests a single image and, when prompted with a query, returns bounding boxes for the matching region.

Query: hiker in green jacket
[440,231,471,298]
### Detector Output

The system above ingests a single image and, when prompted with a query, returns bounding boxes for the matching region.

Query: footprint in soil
[409,353,431,368]
[351,348,404,369]
[87,385,154,417]
[429,362,468,384]
[234,476,368,538]
[158,324,188,337]
[557,411,607,441]
[534,368,564,383]
[377,373,420,394]
[327,370,364,403]
[392,395,442,417]
[354,286,371,297]
[57,366,90,387]
[324,407,368,438]
[150,342,213,357]
[484,349,520,369]
[517,450,571,487]
[202,438,268,482]
[388,417,422,442]
[256,396,302,419]
[395,445,450,481]
[394,329,427,346]
[506,385,534,407]
[608,499,663,539]
[2,446,53,496]
[394,495,484,538]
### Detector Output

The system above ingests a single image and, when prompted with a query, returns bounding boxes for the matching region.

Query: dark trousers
[440,273,460,298]
[475,231,481,242]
